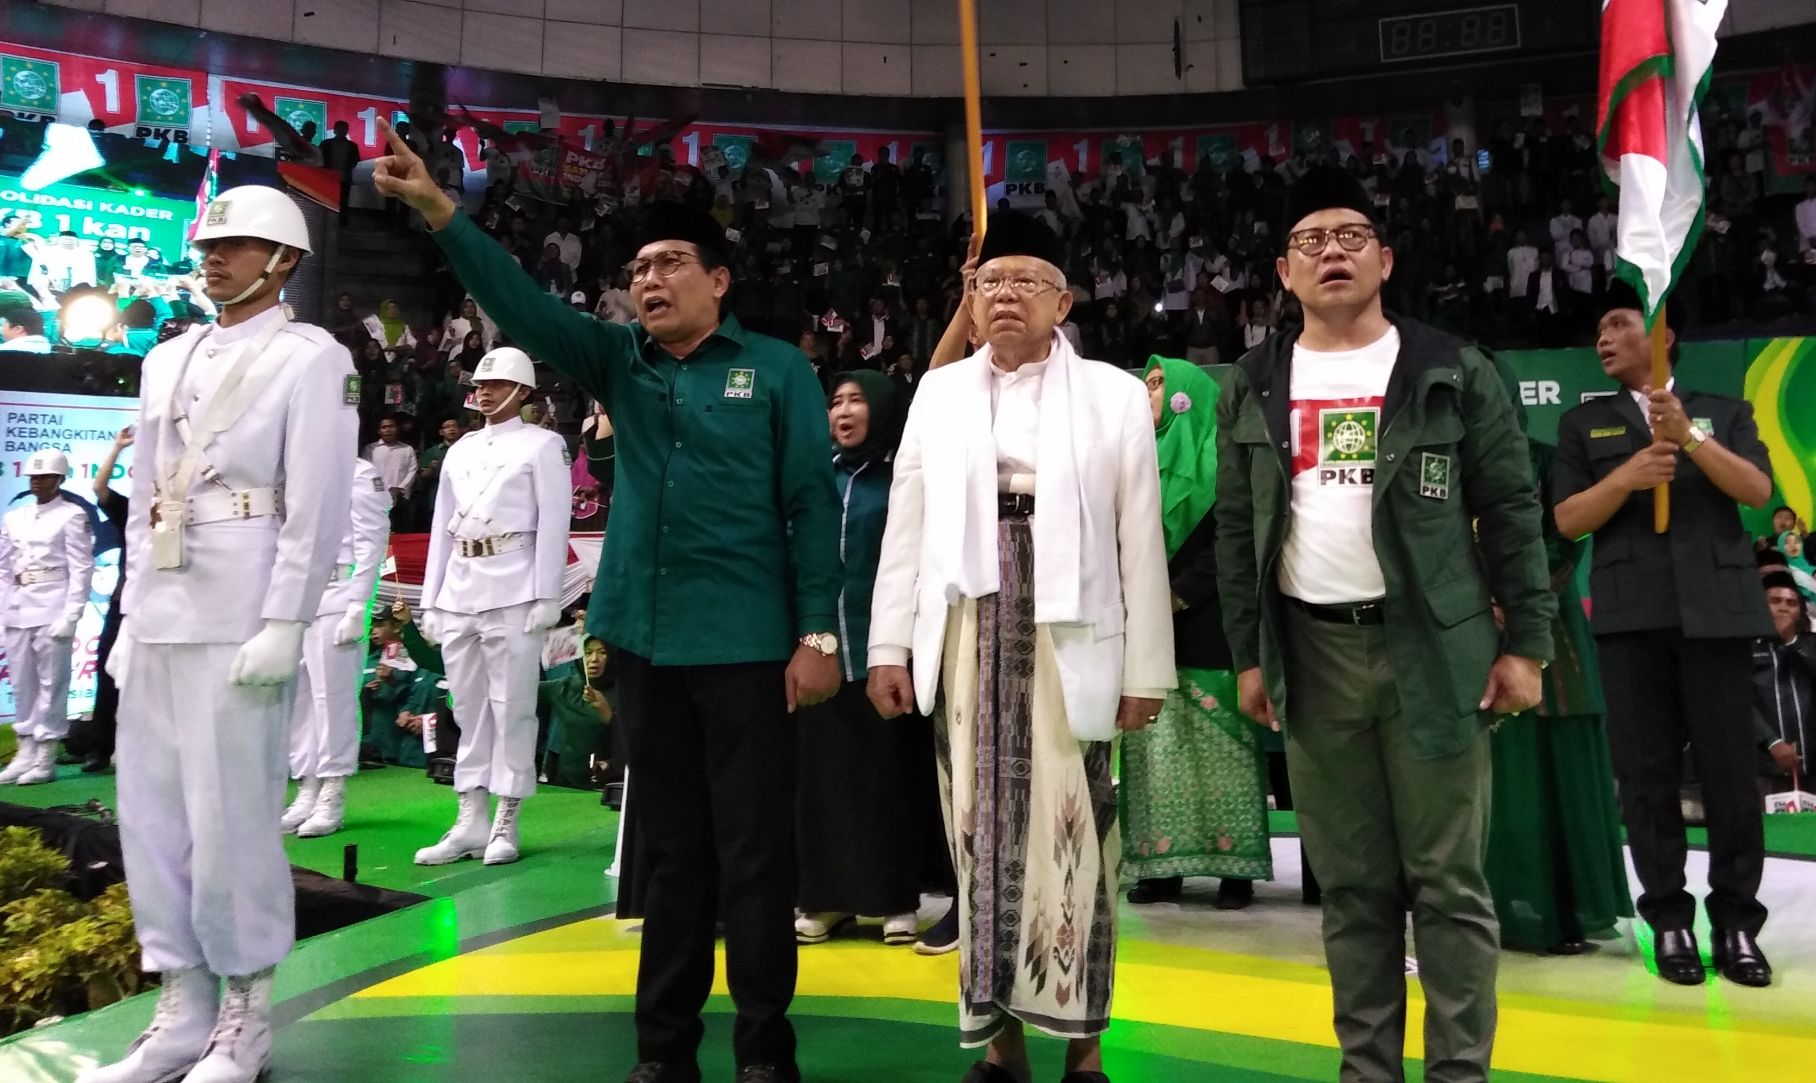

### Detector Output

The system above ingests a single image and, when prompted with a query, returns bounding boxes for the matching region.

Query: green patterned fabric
[1120,667,1274,882]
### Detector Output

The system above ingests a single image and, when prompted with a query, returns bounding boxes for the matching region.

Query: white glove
[524,600,562,634]
[228,620,307,686]
[104,624,134,684]
[47,617,76,639]
[417,609,446,646]
[333,603,368,646]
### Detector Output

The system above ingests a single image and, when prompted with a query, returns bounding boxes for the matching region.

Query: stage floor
[0,769,1810,1082]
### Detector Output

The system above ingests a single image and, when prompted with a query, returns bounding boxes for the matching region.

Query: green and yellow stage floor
[1,767,1811,1082]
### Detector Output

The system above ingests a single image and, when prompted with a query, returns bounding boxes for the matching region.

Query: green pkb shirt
[433,211,843,665]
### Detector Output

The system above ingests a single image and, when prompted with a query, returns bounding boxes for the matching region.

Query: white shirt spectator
[1125,203,1154,243]
[1549,212,1583,259]
[794,186,823,228]
[598,286,636,324]
[363,440,419,496]
[1533,269,1561,315]
[1507,244,1539,299]
[1796,194,1816,251]
[1093,269,1126,301]
[1564,247,1596,294]
[1587,211,1619,258]
[544,231,582,272]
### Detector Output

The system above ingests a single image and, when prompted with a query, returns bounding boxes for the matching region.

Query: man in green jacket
[376,121,842,1083]
[1213,167,1554,1083]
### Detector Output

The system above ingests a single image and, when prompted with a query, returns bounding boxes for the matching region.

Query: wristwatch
[799,632,839,656]
[1682,427,1708,455]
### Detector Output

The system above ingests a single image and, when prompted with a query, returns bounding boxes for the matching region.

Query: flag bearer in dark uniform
[375,120,841,1083]
[1215,167,1554,1083]
[1552,282,1776,988]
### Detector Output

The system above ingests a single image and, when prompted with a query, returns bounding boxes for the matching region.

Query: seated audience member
[360,613,422,765]
[539,635,616,788]
[1755,570,1816,793]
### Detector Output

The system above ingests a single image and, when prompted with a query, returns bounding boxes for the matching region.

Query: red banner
[0,41,207,142]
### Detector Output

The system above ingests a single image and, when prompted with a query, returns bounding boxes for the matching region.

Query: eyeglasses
[1286,226,1377,255]
[973,275,1062,298]
[626,252,700,283]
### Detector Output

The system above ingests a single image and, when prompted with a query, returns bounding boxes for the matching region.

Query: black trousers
[615,648,798,1070]
[1596,631,1766,935]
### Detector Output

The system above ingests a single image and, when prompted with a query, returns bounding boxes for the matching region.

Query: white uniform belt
[186,486,284,525]
[13,567,66,586]
[456,533,531,558]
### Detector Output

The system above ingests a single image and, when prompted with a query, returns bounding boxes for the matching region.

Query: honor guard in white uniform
[0,448,94,786]
[281,456,391,837]
[81,186,357,1083]
[415,346,570,866]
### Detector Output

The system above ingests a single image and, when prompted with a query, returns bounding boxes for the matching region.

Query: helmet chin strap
[480,385,529,421]
[218,245,289,308]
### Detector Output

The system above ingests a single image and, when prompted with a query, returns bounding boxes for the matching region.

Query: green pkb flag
[1006,140,1047,184]
[1,55,59,114]
[135,75,193,127]
[713,134,754,173]
[275,97,327,141]
[1197,134,1237,172]
[814,140,857,186]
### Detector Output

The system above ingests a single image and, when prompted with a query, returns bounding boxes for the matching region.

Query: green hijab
[830,369,902,467]
[377,299,406,345]
[1144,355,1221,559]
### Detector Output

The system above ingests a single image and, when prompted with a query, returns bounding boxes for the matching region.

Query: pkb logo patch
[1419,452,1452,500]
[724,368,755,399]
[1317,407,1378,487]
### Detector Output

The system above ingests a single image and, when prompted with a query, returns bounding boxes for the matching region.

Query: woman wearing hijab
[1122,357,1273,908]
[362,297,416,361]
[795,370,931,946]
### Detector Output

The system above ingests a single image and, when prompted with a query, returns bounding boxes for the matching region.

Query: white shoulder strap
[160,317,290,503]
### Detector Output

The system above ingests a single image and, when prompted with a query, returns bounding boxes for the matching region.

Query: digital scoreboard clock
[1378,5,1522,64]
[1240,0,1594,85]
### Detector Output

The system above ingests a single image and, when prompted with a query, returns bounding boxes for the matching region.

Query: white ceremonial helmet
[471,346,538,389]
[191,185,313,254]
[23,448,70,477]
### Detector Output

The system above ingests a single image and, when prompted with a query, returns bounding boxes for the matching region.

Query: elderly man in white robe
[868,213,1175,1083]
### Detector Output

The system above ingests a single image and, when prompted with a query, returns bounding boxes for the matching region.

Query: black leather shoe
[736,1066,800,1083]
[1214,878,1254,910]
[81,754,111,774]
[1653,927,1706,986]
[1127,877,1182,904]
[1711,930,1772,987]
[960,1063,1024,1083]
[624,1062,701,1083]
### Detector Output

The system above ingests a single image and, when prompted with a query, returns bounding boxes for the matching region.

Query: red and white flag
[185,147,220,244]
[1595,0,1727,322]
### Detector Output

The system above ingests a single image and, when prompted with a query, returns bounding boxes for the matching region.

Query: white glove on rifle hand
[47,617,76,639]
[333,603,368,646]
[417,609,446,646]
[524,600,562,635]
[104,622,134,684]
[228,620,307,686]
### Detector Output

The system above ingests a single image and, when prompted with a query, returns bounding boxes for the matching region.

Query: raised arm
[372,118,631,400]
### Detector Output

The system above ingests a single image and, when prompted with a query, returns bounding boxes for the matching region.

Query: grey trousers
[1282,606,1498,1083]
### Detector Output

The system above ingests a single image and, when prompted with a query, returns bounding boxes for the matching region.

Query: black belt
[1289,596,1385,626]
[998,492,1035,519]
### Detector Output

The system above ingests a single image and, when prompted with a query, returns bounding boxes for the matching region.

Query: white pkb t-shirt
[1278,327,1399,604]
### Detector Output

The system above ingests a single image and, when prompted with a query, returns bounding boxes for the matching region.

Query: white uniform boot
[76,967,219,1083]
[181,968,273,1083]
[414,788,490,865]
[483,796,522,866]
[279,777,321,834]
[296,776,345,838]
[0,735,39,785]
[17,736,59,785]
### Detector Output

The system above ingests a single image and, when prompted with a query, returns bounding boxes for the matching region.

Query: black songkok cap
[977,212,1065,273]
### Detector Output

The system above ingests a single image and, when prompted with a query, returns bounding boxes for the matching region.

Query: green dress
[1484,442,1634,951]
[1120,358,1274,884]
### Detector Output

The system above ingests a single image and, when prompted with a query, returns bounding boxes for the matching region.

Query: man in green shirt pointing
[377,120,842,1083]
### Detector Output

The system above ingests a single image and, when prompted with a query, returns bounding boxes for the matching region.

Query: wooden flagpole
[958,0,988,238]
[1651,302,1670,533]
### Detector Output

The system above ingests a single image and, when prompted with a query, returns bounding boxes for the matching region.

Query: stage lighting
[20,122,105,191]
[59,293,116,344]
